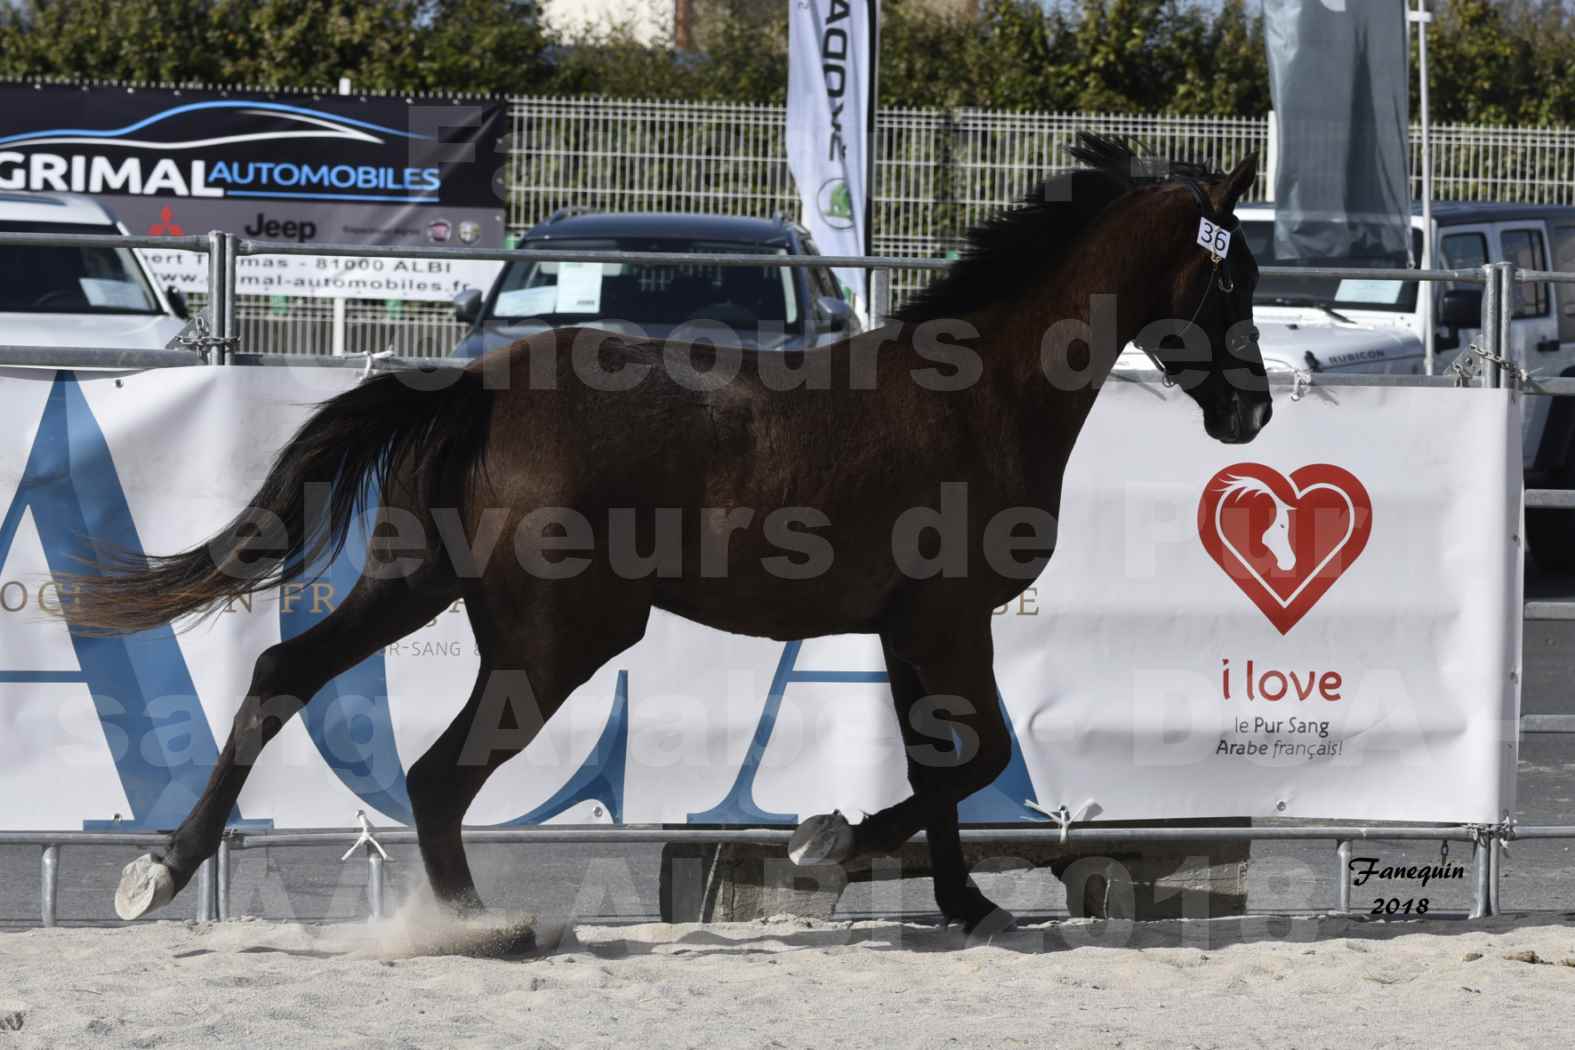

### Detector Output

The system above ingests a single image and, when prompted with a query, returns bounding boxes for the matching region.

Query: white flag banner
[786,0,878,309]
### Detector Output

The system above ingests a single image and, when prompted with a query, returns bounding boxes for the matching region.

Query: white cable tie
[361,347,396,379]
[340,809,389,862]
[1025,798,1099,844]
[1289,369,1312,402]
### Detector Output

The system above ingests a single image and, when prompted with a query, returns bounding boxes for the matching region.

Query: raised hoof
[115,854,177,921]
[787,810,855,867]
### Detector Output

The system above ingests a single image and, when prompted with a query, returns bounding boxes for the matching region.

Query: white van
[1119,201,1575,571]
[0,191,187,350]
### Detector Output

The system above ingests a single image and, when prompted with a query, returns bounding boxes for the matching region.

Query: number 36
[1197,218,1231,257]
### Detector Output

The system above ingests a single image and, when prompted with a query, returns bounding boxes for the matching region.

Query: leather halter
[1132,176,1252,384]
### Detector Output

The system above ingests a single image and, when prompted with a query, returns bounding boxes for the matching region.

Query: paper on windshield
[554,262,603,313]
[78,277,147,309]
[1333,278,1404,305]
[494,285,557,317]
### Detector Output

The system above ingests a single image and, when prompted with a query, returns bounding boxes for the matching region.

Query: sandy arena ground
[2,907,1573,1049]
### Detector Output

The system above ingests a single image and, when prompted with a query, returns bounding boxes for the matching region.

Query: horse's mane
[893,133,1219,324]
[1217,474,1282,506]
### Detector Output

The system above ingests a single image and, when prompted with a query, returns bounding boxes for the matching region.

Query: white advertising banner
[0,368,1520,831]
[786,0,878,306]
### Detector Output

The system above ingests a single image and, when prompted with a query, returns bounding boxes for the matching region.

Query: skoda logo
[816,178,853,230]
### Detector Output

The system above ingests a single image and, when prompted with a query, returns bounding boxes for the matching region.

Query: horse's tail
[59,368,493,634]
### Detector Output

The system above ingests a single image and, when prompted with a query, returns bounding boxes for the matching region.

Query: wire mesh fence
[202,95,1575,354]
[504,101,1275,303]
[185,294,469,359]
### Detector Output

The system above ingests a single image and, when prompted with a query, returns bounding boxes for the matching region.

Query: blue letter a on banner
[0,373,232,831]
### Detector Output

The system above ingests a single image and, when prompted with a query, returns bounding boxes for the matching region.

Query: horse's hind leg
[404,577,650,912]
[115,568,458,920]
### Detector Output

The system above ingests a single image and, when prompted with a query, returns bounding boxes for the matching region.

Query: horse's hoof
[115,854,177,921]
[963,906,1017,941]
[788,811,854,866]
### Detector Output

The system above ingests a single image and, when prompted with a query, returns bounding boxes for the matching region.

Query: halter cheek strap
[1133,178,1244,383]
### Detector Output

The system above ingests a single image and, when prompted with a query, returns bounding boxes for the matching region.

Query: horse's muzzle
[1205,391,1273,445]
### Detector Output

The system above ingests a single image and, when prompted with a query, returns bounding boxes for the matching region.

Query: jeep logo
[243,213,317,242]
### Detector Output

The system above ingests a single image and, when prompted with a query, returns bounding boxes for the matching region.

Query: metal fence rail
[3,821,1519,927]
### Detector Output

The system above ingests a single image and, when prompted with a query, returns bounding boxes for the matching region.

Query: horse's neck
[982,264,1171,469]
[971,237,1172,503]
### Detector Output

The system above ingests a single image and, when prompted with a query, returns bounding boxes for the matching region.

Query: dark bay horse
[63,135,1270,935]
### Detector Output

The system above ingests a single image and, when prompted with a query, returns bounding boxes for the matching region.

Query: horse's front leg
[114,572,456,920]
[789,619,1013,934]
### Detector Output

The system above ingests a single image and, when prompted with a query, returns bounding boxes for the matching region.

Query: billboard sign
[0,85,507,300]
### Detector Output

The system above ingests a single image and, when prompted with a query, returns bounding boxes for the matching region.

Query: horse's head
[1139,154,1271,445]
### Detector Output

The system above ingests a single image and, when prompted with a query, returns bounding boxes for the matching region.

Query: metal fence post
[223,233,238,360]
[1478,262,1500,388]
[1469,832,1494,918]
[217,835,231,921]
[205,230,237,364]
[368,846,386,920]
[40,844,58,927]
[1498,261,1517,386]
[870,267,892,327]
[1488,834,1503,915]
[194,857,215,921]
[1335,840,1351,912]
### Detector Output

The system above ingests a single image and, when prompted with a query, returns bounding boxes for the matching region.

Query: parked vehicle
[450,211,860,359]
[0,191,187,350]
[1118,201,1575,572]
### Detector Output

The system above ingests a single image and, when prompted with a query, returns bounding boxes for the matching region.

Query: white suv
[0,191,186,349]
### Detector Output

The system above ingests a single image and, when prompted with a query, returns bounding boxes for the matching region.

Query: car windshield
[489,238,800,329]
[1244,219,1422,315]
[0,220,161,314]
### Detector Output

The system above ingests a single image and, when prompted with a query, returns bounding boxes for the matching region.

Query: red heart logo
[1197,463,1373,635]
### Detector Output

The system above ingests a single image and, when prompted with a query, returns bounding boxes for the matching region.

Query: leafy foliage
[0,0,549,94]
[0,0,1569,126]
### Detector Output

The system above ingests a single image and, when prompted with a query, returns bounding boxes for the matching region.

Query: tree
[1427,0,1531,125]
[403,0,553,96]
[0,0,554,94]
[0,0,232,83]
[1169,0,1269,117]
[211,0,422,89]
[5,0,1575,127]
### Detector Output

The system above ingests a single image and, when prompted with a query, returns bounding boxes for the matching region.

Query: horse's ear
[1211,153,1259,216]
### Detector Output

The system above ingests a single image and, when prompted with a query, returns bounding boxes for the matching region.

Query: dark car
[450,211,860,358]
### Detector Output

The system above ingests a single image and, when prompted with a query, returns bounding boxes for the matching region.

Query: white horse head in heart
[1218,474,1296,571]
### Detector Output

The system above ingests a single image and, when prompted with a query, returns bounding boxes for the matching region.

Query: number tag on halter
[1197,217,1232,260]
